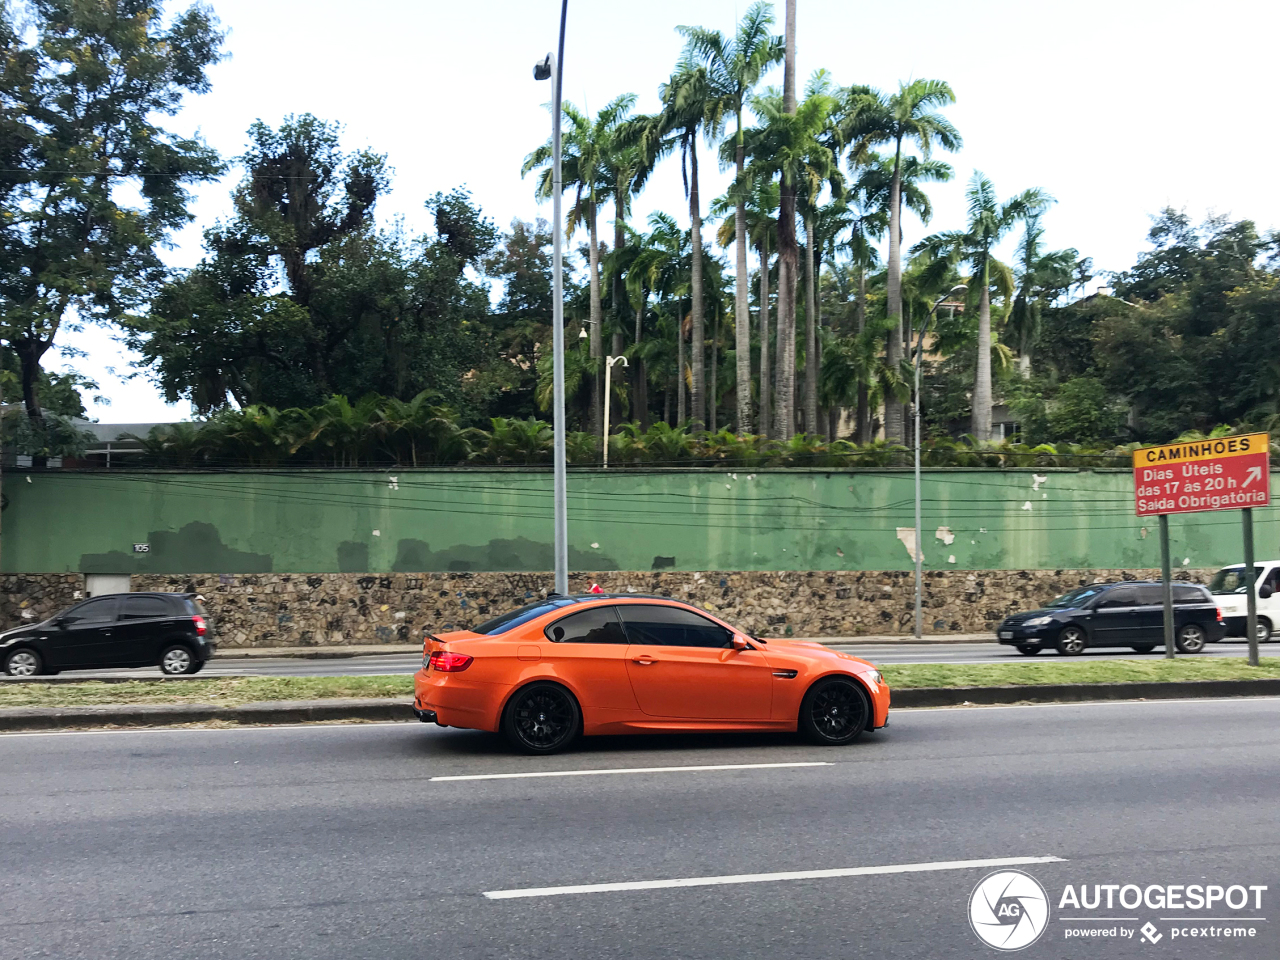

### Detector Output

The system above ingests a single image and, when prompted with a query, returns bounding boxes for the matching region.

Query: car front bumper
[996,625,1059,644]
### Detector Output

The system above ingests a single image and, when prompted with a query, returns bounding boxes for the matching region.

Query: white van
[1209,563,1280,642]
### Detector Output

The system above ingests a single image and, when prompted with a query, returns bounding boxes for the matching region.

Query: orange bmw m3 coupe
[412,594,890,754]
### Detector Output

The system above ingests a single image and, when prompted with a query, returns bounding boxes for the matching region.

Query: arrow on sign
[1243,466,1263,489]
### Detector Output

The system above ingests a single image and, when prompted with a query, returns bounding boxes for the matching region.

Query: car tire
[799,676,870,746]
[3,647,42,677]
[1176,624,1207,654]
[186,659,205,675]
[1131,644,1157,654]
[1016,644,1042,655]
[1055,625,1088,656]
[1256,618,1272,644]
[502,682,581,755]
[159,645,196,676]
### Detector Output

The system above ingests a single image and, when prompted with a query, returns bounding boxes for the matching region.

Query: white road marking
[483,855,1067,899]
[432,761,831,782]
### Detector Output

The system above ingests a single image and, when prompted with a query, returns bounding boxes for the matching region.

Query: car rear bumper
[413,668,507,732]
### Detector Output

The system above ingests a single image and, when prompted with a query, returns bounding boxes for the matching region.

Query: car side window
[1133,585,1164,606]
[619,604,733,648]
[118,597,174,620]
[1096,587,1136,610]
[1173,585,1208,605]
[544,606,627,644]
[61,597,119,625]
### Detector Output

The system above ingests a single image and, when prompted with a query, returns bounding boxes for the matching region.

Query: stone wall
[1,568,1218,647]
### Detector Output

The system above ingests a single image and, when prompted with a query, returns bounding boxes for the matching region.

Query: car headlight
[865,669,882,686]
[1023,616,1053,627]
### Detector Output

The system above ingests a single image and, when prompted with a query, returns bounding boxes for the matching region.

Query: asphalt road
[3,698,1279,959]
[15,637,1270,680]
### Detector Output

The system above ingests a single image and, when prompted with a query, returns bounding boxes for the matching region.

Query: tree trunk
[883,145,905,443]
[587,199,603,438]
[733,133,751,433]
[664,379,672,426]
[803,212,818,435]
[709,312,718,432]
[972,266,993,441]
[688,137,705,431]
[774,181,798,440]
[634,299,648,429]
[14,339,46,424]
[758,240,771,440]
[677,307,686,425]
[783,0,796,112]
[855,262,870,443]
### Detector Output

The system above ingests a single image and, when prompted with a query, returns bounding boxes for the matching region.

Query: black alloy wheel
[1176,623,1207,654]
[1056,625,1088,656]
[503,682,580,755]
[799,677,869,746]
[1016,644,1041,655]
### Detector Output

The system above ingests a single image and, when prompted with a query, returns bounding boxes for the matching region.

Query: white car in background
[1210,563,1280,643]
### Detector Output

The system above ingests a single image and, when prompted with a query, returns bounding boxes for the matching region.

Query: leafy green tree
[680,2,783,432]
[845,79,961,442]
[0,0,223,428]
[915,172,1050,440]
[524,96,637,436]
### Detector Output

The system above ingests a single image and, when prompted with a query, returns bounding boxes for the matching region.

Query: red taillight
[428,651,473,673]
[192,615,207,636]
[1216,607,1224,623]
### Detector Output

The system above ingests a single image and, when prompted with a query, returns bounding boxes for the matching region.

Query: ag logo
[969,870,1050,951]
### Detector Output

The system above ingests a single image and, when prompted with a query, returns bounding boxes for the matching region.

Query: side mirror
[54,616,68,629]
[731,635,749,651]
[1260,586,1274,600]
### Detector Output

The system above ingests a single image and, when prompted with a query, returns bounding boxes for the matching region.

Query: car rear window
[1173,585,1211,604]
[184,596,207,615]
[470,598,576,636]
[119,596,174,620]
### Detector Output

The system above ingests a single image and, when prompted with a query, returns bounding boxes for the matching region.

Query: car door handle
[631,656,657,665]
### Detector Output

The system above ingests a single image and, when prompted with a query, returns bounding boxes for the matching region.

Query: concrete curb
[892,678,1280,708]
[3,679,1280,731]
[0,698,414,732]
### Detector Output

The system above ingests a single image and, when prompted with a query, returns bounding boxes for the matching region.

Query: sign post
[1134,433,1270,660]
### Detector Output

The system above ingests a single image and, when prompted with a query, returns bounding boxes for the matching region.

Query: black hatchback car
[996,581,1225,655]
[1,592,216,677]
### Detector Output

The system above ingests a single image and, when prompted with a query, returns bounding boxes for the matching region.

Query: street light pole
[602,355,628,468]
[535,1,569,595]
[912,285,967,638]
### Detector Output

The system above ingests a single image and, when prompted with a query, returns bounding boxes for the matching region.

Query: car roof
[549,593,686,603]
[86,592,198,599]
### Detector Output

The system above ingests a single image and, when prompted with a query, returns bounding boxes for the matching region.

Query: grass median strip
[0,675,415,709]
[2,657,1280,710]
[881,656,1280,688]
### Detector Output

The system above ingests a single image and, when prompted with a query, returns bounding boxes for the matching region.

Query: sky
[59,0,1280,423]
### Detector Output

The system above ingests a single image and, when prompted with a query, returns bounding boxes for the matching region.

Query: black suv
[996,581,1225,655]
[1,593,216,677]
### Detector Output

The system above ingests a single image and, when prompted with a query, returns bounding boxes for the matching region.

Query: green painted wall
[4,468,1278,574]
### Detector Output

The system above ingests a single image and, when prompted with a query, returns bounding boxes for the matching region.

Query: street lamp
[911,284,967,638]
[534,0,569,596]
[602,355,628,468]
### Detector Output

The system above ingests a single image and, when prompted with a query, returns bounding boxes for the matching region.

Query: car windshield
[1046,586,1107,608]
[1208,566,1264,594]
[470,598,577,636]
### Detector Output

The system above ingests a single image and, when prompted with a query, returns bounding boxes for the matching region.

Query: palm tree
[914,172,1052,440]
[846,79,961,442]
[1008,213,1078,376]
[714,177,778,437]
[638,61,727,431]
[742,85,836,439]
[523,95,637,436]
[680,2,783,433]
